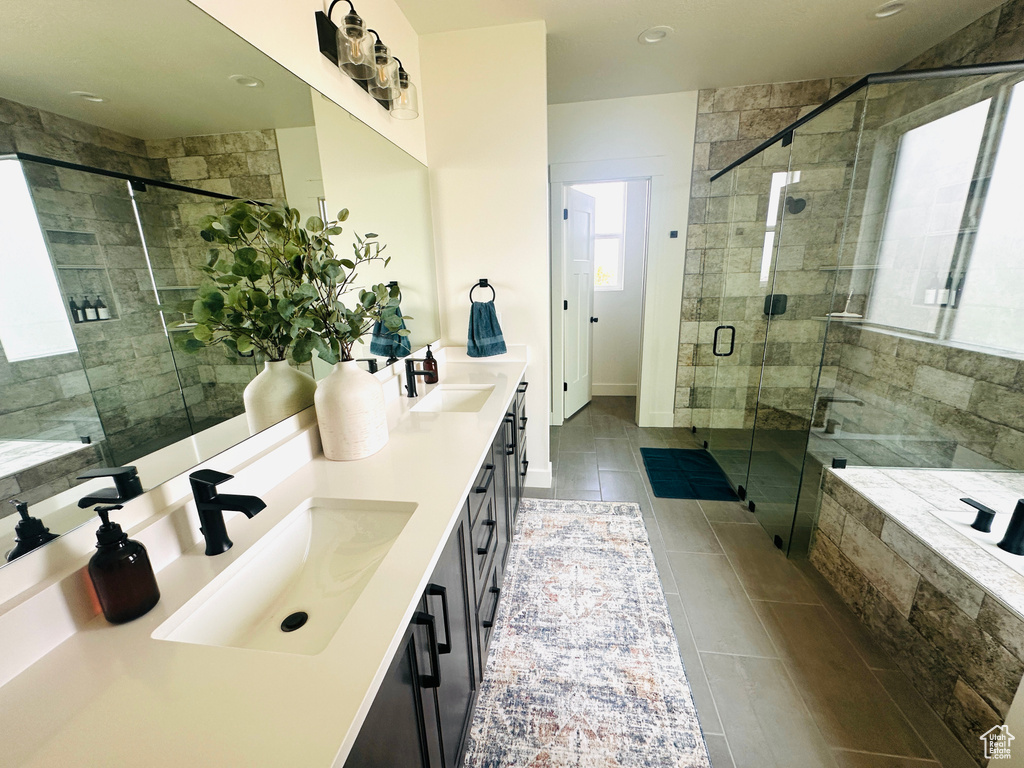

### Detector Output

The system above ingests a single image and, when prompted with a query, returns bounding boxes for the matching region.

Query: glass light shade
[369,43,400,101]
[390,73,419,119]
[337,13,374,80]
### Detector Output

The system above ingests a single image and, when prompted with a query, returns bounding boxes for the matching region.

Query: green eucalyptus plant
[300,227,410,365]
[169,200,406,365]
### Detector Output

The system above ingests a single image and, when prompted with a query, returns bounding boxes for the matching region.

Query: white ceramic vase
[315,360,389,461]
[243,360,318,435]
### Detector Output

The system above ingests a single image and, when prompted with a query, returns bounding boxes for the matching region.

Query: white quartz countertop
[0,352,527,767]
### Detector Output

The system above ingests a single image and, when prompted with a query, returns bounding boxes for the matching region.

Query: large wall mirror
[0,0,440,565]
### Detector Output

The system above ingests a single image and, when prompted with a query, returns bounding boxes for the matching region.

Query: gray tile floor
[526,396,977,768]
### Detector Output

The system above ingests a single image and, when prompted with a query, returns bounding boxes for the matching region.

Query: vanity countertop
[0,350,528,767]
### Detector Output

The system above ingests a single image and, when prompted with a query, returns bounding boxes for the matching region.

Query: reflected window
[0,159,77,361]
[571,181,627,291]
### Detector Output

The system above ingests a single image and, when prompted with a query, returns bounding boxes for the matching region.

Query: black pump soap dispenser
[88,505,160,623]
[423,344,438,384]
[5,499,60,562]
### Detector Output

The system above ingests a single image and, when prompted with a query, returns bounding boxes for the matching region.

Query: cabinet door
[512,380,529,518]
[424,517,477,768]
[492,424,510,573]
[344,619,442,768]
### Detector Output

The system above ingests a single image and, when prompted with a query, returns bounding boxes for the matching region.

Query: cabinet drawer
[469,489,498,605]
[467,457,496,524]
[476,565,502,662]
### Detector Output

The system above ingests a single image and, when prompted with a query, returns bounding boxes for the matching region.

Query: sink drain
[281,611,309,632]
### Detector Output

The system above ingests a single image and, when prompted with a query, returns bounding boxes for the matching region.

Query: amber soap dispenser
[88,505,160,623]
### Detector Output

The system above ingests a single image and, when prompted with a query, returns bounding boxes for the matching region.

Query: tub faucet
[188,469,266,556]
[999,500,1024,556]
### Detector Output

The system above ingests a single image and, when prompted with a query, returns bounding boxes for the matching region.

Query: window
[865,100,990,335]
[0,159,78,361]
[863,78,1024,357]
[571,181,627,291]
[951,81,1024,353]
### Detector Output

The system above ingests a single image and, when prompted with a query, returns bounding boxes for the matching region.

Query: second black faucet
[188,469,266,556]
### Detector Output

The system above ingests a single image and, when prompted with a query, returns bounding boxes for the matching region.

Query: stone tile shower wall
[811,472,1024,765]
[677,77,861,432]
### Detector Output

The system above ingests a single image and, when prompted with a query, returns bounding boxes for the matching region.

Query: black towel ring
[386,280,402,303]
[469,278,495,303]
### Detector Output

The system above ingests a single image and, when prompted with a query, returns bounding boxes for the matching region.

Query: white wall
[189,0,427,164]
[420,21,551,488]
[312,89,440,352]
[548,92,698,427]
[276,124,325,219]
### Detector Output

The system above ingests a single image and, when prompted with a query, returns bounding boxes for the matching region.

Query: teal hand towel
[467,300,507,357]
[370,306,412,359]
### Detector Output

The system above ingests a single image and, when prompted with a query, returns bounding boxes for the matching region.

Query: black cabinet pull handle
[474,464,495,493]
[712,325,736,357]
[413,611,441,688]
[519,415,528,430]
[426,584,451,655]
[521,459,529,479]
[517,381,528,394]
[476,518,495,555]
[482,586,501,628]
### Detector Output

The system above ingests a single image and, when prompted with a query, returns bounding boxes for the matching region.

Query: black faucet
[961,498,999,533]
[404,358,433,397]
[999,500,1024,556]
[76,466,143,508]
[356,357,379,374]
[188,469,267,556]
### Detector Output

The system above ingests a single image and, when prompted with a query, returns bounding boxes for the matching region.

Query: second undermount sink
[411,385,495,413]
[152,498,415,655]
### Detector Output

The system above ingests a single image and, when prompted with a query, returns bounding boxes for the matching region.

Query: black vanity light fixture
[314,1,419,120]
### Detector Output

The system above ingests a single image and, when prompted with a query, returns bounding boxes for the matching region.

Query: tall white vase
[315,360,389,461]
[243,360,318,435]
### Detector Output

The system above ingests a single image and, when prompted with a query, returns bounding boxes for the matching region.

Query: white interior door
[563,187,595,418]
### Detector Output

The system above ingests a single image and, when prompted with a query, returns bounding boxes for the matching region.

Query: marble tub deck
[823,467,1024,620]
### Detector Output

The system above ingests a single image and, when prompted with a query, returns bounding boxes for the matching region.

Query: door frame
[550,157,680,427]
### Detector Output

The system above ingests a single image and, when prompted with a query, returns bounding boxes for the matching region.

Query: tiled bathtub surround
[810,467,1024,763]
[829,325,1024,471]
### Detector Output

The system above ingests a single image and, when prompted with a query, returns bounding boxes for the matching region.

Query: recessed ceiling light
[70,91,106,103]
[229,74,264,88]
[873,1,906,18]
[638,26,674,45]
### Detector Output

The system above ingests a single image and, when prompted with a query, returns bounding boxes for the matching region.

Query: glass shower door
[745,96,865,553]
[696,142,795,498]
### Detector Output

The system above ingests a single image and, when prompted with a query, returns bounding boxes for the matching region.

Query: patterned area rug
[464,498,712,768]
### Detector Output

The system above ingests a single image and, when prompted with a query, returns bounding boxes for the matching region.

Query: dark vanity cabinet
[343,617,442,767]
[347,378,528,767]
[345,516,476,768]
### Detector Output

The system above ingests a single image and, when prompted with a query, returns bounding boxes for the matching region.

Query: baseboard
[524,462,553,489]
[592,384,637,397]
[638,411,675,428]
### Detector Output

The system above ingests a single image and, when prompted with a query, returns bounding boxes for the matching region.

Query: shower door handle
[713,325,736,357]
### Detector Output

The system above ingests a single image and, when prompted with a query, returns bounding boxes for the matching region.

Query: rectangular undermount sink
[153,498,415,655]
[411,385,495,413]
